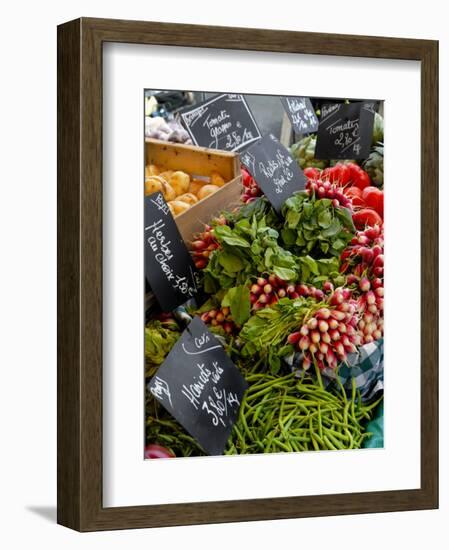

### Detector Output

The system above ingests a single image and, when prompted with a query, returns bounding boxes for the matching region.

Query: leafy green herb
[281,192,355,258]
[222,285,251,325]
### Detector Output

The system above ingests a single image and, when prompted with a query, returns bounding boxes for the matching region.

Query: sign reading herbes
[144,192,199,312]
[180,93,261,151]
[148,316,248,455]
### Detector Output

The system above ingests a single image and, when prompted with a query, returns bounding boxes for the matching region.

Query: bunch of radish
[340,224,384,280]
[287,288,360,371]
[200,306,236,334]
[190,219,225,270]
[250,274,326,311]
[241,167,262,203]
[355,276,384,345]
[304,169,352,210]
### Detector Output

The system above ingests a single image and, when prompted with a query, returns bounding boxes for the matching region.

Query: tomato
[362,186,384,218]
[304,167,321,180]
[332,163,352,187]
[347,163,371,190]
[352,208,383,229]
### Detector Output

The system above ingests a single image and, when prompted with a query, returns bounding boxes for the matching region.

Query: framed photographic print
[57,17,438,531]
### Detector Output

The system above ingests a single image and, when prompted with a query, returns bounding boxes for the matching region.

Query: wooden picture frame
[57,17,438,532]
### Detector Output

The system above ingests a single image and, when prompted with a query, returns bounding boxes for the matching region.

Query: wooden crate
[145,138,242,241]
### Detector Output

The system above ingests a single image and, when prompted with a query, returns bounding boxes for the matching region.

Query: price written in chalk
[144,192,199,312]
[240,134,306,212]
[180,93,261,152]
[147,317,248,455]
[280,96,319,134]
[315,101,376,160]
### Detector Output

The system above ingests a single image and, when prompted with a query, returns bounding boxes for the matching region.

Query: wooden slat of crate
[176,177,242,242]
[145,138,240,181]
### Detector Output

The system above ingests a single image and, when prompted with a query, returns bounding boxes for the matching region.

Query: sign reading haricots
[147,317,248,455]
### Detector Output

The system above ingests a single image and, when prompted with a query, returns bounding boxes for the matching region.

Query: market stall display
[144,93,385,458]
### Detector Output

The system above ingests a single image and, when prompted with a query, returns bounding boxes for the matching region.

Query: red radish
[263,284,272,294]
[191,240,206,250]
[316,308,331,319]
[257,277,267,286]
[303,356,312,370]
[329,318,339,330]
[307,317,318,330]
[330,329,341,341]
[299,336,310,351]
[318,320,329,332]
[311,330,321,344]
[319,342,329,354]
[145,444,175,459]
[300,325,309,336]
[321,332,331,344]
[323,281,334,293]
[287,331,302,345]
[251,284,262,295]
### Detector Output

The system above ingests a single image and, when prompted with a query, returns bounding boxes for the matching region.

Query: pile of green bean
[225,370,381,454]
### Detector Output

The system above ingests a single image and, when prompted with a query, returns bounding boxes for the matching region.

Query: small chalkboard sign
[280,96,319,134]
[315,101,375,160]
[147,317,248,455]
[145,192,199,312]
[240,134,306,212]
[180,93,261,152]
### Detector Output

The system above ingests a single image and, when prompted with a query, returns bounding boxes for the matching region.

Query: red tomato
[304,167,321,180]
[362,186,384,218]
[332,163,352,187]
[347,164,371,190]
[352,208,383,229]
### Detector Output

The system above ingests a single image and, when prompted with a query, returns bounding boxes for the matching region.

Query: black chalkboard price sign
[240,134,306,212]
[315,101,375,160]
[144,192,199,312]
[180,93,261,152]
[280,96,319,134]
[147,316,248,455]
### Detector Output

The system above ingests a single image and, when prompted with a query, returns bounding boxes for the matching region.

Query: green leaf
[223,285,251,325]
[321,218,341,238]
[331,238,346,251]
[318,209,332,228]
[335,207,356,231]
[301,255,319,275]
[264,247,274,267]
[281,228,296,245]
[273,266,297,280]
[214,225,251,248]
[217,251,244,273]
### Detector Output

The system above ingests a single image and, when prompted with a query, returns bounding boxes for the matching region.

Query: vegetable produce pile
[145,111,385,458]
